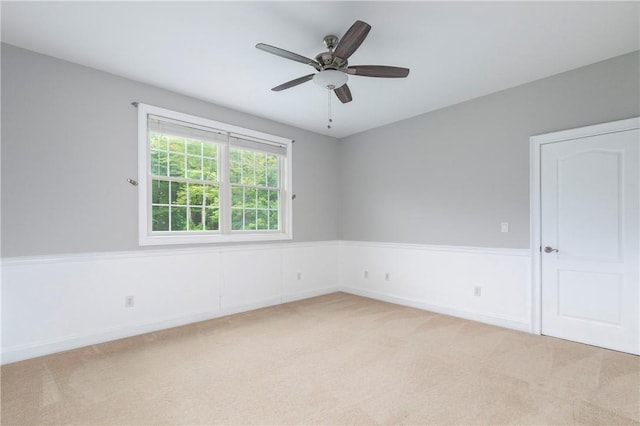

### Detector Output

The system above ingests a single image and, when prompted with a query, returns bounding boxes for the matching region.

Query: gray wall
[1,44,341,257]
[340,51,640,248]
[3,44,639,256]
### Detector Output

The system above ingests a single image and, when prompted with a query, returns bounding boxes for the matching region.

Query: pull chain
[327,89,333,129]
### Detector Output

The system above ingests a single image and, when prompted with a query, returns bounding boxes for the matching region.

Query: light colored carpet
[2,292,639,425]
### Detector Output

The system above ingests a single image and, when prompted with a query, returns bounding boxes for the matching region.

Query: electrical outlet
[385,272,390,281]
[364,270,368,279]
[125,296,134,308]
[501,222,509,233]
[474,286,482,297]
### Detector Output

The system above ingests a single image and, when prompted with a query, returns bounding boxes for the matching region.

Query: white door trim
[529,117,640,335]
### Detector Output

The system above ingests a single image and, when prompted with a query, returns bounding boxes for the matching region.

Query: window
[137,103,292,245]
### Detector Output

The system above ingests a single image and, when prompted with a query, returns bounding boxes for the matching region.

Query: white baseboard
[338,241,532,333]
[1,286,342,365]
[216,286,341,318]
[1,242,340,365]
[281,286,341,304]
[1,309,220,365]
[340,286,529,332]
[2,240,532,364]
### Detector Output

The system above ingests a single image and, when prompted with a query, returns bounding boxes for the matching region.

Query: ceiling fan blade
[334,84,352,104]
[347,65,410,78]
[271,74,315,91]
[334,20,371,60]
[256,43,321,70]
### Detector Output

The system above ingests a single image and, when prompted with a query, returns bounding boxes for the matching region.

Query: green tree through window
[149,133,220,232]
[138,104,292,245]
[229,148,280,231]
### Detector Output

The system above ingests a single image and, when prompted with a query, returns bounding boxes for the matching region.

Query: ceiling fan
[256,20,409,104]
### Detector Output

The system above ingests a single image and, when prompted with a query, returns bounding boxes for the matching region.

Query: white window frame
[137,103,293,245]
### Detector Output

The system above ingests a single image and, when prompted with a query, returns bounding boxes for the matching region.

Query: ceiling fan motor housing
[315,51,348,71]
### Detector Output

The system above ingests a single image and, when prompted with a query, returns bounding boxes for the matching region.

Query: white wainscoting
[338,241,532,332]
[2,240,532,365]
[1,242,340,364]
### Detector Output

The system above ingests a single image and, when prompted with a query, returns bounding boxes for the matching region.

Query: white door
[540,121,639,355]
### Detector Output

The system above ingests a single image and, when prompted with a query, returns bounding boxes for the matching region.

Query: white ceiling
[2,1,639,138]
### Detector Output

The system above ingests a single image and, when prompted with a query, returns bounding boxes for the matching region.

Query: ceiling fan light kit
[256,20,410,129]
[313,69,348,89]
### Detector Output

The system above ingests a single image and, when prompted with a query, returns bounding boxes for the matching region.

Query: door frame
[529,117,640,335]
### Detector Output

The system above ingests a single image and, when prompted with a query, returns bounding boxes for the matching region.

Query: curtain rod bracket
[131,102,139,108]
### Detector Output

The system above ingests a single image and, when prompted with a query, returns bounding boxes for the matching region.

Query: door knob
[544,246,559,253]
